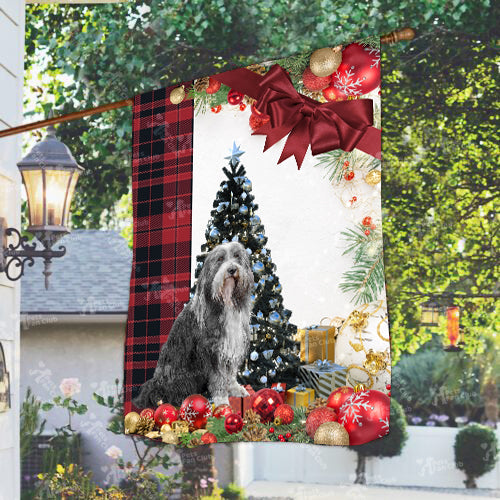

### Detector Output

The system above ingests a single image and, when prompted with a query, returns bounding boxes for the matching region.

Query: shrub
[454,423,498,488]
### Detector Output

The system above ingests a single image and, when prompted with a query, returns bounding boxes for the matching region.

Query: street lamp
[420,299,440,327]
[0,125,83,289]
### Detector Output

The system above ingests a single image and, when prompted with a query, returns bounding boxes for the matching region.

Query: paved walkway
[245,481,500,500]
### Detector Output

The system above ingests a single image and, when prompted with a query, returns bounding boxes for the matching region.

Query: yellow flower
[68,463,74,474]
[56,464,65,474]
[37,473,44,480]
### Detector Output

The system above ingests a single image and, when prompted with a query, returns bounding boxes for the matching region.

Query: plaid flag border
[124,85,194,414]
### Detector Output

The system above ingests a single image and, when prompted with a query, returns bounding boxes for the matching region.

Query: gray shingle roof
[21,230,132,314]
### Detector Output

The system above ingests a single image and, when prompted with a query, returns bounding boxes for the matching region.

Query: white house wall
[0,1,24,499]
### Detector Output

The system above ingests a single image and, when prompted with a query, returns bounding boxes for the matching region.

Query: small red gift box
[228,385,255,415]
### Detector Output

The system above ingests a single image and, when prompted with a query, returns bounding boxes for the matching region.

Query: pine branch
[357,35,381,49]
[274,50,312,85]
[340,223,385,304]
[187,83,231,115]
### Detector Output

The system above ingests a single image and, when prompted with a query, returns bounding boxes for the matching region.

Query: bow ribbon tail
[277,119,311,168]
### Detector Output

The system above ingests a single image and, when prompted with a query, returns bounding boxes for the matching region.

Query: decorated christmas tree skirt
[124,37,391,446]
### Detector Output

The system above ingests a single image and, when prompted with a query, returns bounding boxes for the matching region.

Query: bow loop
[252,65,374,168]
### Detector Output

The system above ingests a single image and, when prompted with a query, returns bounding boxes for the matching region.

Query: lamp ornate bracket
[0,217,66,289]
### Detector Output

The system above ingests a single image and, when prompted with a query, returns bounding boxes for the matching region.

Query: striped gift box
[298,361,347,399]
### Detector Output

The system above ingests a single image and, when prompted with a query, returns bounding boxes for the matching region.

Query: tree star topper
[225,142,245,166]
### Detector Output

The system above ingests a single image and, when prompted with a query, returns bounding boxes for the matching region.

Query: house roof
[21,230,132,314]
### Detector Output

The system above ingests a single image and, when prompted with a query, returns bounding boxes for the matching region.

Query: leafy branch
[339,223,385,305]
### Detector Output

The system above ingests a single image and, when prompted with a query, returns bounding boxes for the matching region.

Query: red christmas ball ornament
[338,389,390,446]
[362,216,373,227]
[211,105,222,114]
[305,407,337,439]
[344,171,355,181]
[179,394,212,430]
[206,77,221,94]
[274,403,294,425]
[213,404,233,420]
[201,432,218,444]
[227,88,244,105]
[331,43,380,97]
[249,113,270,132]
[140,408,154,420]
[327,386,354,412]
[154,404,178,427]
[302,66,331,91]
[322,84,347,102]
[224,413,244,434]
[250,389,283,423]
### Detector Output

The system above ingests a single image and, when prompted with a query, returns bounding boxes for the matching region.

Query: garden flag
[124,38,391,447]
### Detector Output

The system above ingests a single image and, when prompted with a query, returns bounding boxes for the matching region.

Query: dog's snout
[228,267,237,276]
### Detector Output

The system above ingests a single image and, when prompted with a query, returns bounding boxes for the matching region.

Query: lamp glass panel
[21,169,44,227]
[44,169,72,226]
[62,171,80,226]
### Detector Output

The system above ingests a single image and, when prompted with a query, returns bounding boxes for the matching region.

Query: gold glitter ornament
[365,170,382,186]
[363,349,388,375]
[170,85,185,105]
[124,411,140,434]
[314,421,350,446]
[192,429,208,438]
[160,423,172,434]
[309,46,342,77]
[171,420,190,435]
[161,430,179,445]
[145,431,161,439]
[349,310,369,332]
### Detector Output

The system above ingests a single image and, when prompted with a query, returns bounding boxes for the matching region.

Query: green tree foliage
[382,30,499,361]
[454,423,498,488]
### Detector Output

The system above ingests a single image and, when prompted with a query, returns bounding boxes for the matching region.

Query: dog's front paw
[229,384,249,398]
[213,396,230,407]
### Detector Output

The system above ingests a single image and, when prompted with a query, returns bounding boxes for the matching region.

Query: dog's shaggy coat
[133,242,253,408]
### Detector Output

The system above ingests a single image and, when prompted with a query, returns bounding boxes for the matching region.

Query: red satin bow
[252,65,374,168]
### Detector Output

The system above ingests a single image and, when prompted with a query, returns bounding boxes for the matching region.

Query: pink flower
[59,378,81,398]
[200,478,208,489]
[105,445,123,460]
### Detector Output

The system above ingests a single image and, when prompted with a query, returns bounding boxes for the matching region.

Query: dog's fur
[133,242,253,408]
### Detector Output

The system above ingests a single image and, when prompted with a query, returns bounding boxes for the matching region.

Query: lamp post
[0,125,83,289]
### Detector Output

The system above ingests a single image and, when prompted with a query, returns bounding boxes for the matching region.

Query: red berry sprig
[211,105,222,113]
[344,171,355,181]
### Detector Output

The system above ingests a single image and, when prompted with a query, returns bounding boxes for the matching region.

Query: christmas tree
[194,142,300,389]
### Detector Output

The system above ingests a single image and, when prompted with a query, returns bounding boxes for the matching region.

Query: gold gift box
[297,320,338,363]
[285,386,315,407]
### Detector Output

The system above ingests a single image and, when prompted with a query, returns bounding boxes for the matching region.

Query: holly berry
[239,103,247,111]
[285,432,292,439]
[211,105,222,113]
[269,427,274,433]
[387,392,391,397]
[344,160,350,167]
[352,196,357,202]
[278,434,284,440]
[206,77,221,94]
[386,384,391,390]
[344,171,355,181]
[364,229,371,236]
[362,216,373,227]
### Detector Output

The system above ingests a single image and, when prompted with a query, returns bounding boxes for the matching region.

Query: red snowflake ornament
[331,43,380,97]
[338,390,390,445]
[154,403,179,427]
[179,394,212,430]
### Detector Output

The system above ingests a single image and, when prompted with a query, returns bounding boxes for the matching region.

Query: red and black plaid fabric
[124,84,194,414]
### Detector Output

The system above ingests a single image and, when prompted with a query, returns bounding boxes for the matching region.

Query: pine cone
[305,397,328,417]
[135,416,155,435]
[243,409,261,425]
[242,424,270,442]
[189,437,202,447]
[247,64,268,75]
[194,77,210,92]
